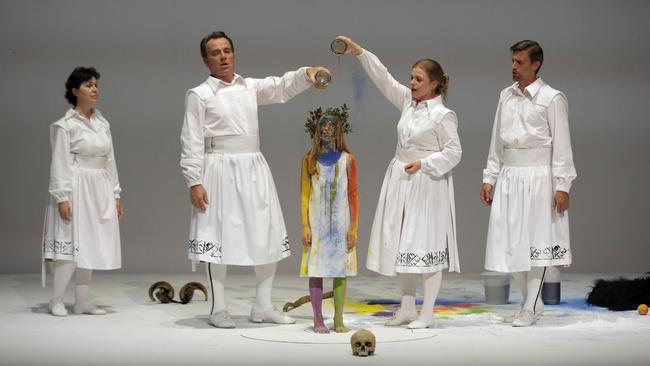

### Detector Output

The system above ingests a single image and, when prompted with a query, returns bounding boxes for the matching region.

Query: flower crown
[305,104,352,138]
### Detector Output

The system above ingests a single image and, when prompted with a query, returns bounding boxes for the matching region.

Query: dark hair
[64,67,100,106]
[412,59,450,102]
[200,31,234,58]
[510,40,544,74]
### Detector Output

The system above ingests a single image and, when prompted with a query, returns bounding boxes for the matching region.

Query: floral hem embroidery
[281,236,290,253]
[396,249,449,267]
[530,244,569,260]
[43,239,76,256]
[188,239,222,259]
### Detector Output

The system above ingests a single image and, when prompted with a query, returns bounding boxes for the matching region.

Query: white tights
[399,272,443,322]
[513,266,546,313]
[206,262,277,314]
[50,261,93,306]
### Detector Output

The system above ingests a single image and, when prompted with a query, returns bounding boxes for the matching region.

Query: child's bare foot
[313,322,330,334]
[333,317,350,333]
[333,324,350,333]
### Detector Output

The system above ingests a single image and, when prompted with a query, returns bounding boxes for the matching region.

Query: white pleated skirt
[187,135,290,266]
[42,156,121,270]
[366,147,459,276]
[485,148,571,272]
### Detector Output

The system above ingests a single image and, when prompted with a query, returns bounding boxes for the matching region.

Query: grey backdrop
[1,0,648,274]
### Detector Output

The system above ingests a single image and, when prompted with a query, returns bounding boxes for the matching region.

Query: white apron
[43,155,121,270]
[366,147,459,276]
[187,88,290,265]
[485,148,572,272]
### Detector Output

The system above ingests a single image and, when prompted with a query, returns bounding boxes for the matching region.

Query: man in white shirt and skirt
[480,40,577,327]
[180,31,328,328]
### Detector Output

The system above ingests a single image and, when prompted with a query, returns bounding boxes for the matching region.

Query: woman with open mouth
[336,36,462,329]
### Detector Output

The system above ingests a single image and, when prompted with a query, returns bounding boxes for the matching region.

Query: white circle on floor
[240,323,436,344]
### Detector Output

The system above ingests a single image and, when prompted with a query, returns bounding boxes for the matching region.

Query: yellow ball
[638,304,649,315]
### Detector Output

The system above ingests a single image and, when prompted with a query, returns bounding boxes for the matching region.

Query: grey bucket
[542,266,561,305]
[542,282,561,305]
[481,272,511,305]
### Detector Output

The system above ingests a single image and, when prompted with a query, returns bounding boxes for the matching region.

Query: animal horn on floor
[179,282,209,304]
[283,291,334,312]
[148,281,175,303]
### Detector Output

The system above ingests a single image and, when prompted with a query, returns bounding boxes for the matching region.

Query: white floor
[1,272,649,366]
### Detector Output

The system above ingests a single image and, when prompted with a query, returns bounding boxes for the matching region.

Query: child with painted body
[300,113,358,333]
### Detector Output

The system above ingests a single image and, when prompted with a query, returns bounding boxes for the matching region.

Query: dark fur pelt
[586,274,650,311]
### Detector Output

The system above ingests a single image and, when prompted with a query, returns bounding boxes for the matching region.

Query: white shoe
[494,301,544,323]
[512,309,542,327]
[407,318,434,329]
[73,303,107,315]
[493,309,522,323]
[50,302,67,317]
[209,311,236,328]
[250,305,296,324]
[385,309,418,326]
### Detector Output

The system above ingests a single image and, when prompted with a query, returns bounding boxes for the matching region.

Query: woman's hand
[116,198,124,219]
[306,67,331,89]
[302,226,312,247]
[346,230,356,252]
[553,191,570,214]
[335,36,363,56]
[480,183,493,206]
[58,201,72,221]
[404,160,421,174]
[190,184,209,213]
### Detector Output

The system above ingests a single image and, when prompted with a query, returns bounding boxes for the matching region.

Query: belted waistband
[503,147,551,167]
[205,135,260,154]
[73,155,107,169]
[395,146,437,163]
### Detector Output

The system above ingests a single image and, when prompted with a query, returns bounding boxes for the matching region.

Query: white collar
[205,73,246,93]
[410,94,444,112]
[64,107,102,121]
[511,77,546,98]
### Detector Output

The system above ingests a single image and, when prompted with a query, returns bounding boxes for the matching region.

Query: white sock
[523,267,546,313]
[207,263,227,314]
[419,271,442,322]
[51,261,76,304]
[399,273,417,313]
[512,272,527,308]
[254,262,277,311]
[74,268,92,306]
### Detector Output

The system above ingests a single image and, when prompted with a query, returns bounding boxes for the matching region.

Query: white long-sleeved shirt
[482,78,577,192]
[357,49,461,176]
[49,108,121,203]
[180,68,310,187]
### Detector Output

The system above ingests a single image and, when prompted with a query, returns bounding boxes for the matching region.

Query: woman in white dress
[337,36,461,329]
[42,67,124,316]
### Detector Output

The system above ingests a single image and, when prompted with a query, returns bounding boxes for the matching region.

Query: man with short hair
[181,31,328,328]
[480,40,577,327]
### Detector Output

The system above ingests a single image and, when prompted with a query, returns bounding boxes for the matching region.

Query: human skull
[351,329,376,356]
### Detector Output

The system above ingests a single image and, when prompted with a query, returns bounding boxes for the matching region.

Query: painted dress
[300,152,358,278]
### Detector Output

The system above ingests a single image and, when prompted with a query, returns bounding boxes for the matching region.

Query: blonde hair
[306,114,350,175]
[412,59,449,102]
